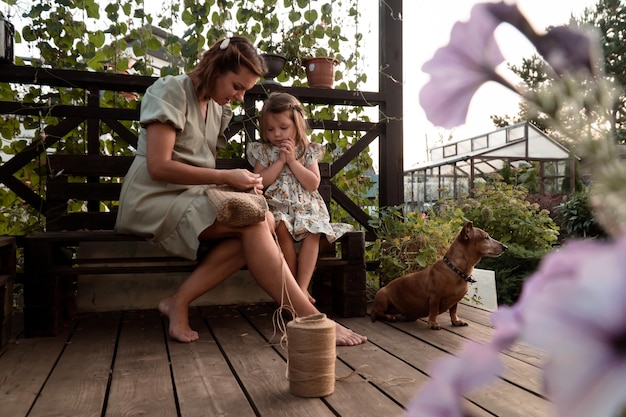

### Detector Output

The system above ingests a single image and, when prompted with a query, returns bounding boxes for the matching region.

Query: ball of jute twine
[286,313,336,397]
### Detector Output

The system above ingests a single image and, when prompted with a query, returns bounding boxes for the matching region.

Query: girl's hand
[279,138,297,165]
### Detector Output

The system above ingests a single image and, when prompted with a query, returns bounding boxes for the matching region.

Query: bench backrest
[45,154,332,232]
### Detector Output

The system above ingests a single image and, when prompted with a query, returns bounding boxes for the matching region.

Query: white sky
[401,0,600,169]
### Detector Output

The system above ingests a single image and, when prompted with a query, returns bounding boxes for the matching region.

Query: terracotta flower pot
[303,56,338,88]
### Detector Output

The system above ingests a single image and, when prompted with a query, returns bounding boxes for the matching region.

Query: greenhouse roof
[407,122,574,173]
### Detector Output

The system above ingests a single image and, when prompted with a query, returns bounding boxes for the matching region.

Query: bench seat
[23,156,368,337]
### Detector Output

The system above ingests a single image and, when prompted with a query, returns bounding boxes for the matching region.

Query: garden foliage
[370,178,559,306]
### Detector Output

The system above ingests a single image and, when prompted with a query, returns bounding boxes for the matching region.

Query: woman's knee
[265,212,276,229]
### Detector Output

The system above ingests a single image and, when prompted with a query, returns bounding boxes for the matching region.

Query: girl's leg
[296,233,321,303]
[275,221,297,277]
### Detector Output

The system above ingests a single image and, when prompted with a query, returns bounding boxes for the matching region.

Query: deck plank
[457,304,546,367]
[202,305,336,417]
[105,310,178,417]
[167,308,256,417]
[28,314,119,417]
[334,316,492,417]
[393,320,546,395]
[0,304,554,417]
[0,325,72,417]
[342,317,551,417]
[239,304,408,417]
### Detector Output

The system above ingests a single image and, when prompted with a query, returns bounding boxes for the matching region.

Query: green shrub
[477,247,542,306]
[556,190,606,239]
[456,178,559,252]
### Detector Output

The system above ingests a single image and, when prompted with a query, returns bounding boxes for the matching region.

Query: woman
[115,36,366,346]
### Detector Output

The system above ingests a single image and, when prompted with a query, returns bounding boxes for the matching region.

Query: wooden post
[379,0,404,207]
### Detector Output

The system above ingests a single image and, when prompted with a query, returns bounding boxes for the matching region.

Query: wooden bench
[23,154,367,337]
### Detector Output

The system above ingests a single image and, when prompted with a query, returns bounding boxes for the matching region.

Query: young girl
[248,92,353,303]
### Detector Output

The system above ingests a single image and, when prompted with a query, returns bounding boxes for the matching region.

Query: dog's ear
[461,221,473,241]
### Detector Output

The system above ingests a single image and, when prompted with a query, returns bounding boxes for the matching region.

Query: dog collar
[443,256,476,283]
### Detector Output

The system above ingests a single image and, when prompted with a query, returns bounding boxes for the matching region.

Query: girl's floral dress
[247,142,353,242]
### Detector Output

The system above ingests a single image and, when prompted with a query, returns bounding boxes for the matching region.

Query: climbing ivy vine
[0,0,376,234]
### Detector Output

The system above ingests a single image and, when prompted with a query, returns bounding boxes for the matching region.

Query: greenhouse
[404,122,577,213]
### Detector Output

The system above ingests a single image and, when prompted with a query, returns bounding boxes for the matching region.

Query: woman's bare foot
[335,323,367,346]
[158,296,199,343]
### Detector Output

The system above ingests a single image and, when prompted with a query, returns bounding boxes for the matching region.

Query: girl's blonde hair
[259,92,309,154]
[189,36,267,101]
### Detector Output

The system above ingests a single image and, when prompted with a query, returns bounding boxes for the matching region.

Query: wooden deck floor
[0,303,551,417]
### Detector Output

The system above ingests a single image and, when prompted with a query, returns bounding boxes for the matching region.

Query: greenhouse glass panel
[455,166,471,196]
[425,168,440,202]
[509,124,526,141]
[490,129,507,147]
[544,178,560,193]
[472,135,488,151]
[544,160,560,176]
[440,164,454,175]
[441,175,454,199]
[458,140,471,154]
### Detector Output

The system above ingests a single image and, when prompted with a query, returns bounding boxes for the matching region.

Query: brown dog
[370,221,507,329]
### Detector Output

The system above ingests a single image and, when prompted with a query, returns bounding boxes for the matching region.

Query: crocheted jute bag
[205,185,268,227]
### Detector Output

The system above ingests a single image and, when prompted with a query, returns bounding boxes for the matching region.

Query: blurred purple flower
[514,235,626,417]
[419,1,599,130]
[404,341,503,417]
[531,26,600,77]
[419,2,508,129]
[485,2,600,77]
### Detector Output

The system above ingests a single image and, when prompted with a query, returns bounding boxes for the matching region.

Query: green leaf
[146,36,162,51]
[303,9,318,24]
[132,43,146,58]
[89,31,105,48]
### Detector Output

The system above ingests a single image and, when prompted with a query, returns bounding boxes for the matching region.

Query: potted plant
[258,25,339,88]
[301,47,338,89]
[260,52,287,85]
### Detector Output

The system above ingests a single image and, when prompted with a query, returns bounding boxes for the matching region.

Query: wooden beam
[379,0,404,207]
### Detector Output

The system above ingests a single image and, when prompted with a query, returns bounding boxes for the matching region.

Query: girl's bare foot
[335,323,367,346]
[158,296,199,343]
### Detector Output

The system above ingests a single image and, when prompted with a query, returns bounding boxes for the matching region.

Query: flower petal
[518,233,626,417]
[419,2,506,129]
[532,26,601,77]
[404,341,502,417]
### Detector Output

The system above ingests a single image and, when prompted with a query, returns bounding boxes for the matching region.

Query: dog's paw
[451,320,468,327]
[428,322,442,330]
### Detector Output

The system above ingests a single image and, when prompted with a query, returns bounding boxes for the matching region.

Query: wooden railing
[0,64,402,240]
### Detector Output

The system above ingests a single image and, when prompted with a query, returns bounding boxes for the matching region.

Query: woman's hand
[225,169,263,193]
